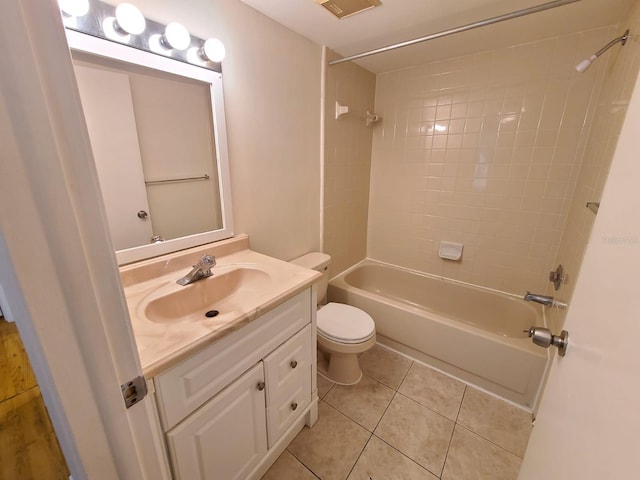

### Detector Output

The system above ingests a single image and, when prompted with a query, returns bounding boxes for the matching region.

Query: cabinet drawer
[156,290,311,430]
[266,375,311,447]
[264,325,312,403]
[166,362,267,480]
[264,325,312,445]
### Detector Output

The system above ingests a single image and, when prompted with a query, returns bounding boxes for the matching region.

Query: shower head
[576,29,630,73]
[575,54,597,73]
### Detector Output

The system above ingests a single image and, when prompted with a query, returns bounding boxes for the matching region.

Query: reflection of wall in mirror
[73,57,222,249]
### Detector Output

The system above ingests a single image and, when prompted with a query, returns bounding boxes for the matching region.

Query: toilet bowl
[317,302,376,384]
[290,253,376,385]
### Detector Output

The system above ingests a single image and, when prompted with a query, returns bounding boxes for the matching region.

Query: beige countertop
[120,235,320,377]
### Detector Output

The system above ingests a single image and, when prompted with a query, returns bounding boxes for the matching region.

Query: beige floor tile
[324,375,395,431]
[374,393,454,476]
[457,387,532,457]
[347,435,438,480]
[287,401,370,480]
[317,374,334,399]
[261,450,317,480]
[399,362,466,421]
[359,344,412,389]
[442,425,522,480]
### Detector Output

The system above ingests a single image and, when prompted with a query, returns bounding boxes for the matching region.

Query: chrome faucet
[176,254,216,286]
[523,292,554,306]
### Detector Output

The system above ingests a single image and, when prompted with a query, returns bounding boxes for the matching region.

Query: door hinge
[121,376,147,408]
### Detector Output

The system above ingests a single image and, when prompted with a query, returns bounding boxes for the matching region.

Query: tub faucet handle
[548,264,564,290]
[524,326,569,356]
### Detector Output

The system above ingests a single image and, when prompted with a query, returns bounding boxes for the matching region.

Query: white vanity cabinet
[153,289,316,480]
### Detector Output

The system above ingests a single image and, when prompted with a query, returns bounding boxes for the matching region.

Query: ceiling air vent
[315,0,381,19]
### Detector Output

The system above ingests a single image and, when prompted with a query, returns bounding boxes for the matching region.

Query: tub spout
[523,292,554,306]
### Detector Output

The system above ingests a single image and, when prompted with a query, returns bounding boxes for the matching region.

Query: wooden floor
[0,317,69,480]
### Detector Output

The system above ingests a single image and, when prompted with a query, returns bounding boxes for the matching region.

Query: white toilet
[291,253,376,385]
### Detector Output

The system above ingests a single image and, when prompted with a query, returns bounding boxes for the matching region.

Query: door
[518,69,640,478]
[73,64,154,250]
[1,2,168,478]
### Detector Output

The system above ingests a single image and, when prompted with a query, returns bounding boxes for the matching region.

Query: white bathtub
[328,260,548,408]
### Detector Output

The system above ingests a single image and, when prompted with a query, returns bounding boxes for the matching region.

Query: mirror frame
[65,29,234,265]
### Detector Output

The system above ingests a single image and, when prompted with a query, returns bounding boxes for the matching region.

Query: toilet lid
[317,302,375,344]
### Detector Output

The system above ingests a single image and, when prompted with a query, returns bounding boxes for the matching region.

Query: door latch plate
[121,376,147,408]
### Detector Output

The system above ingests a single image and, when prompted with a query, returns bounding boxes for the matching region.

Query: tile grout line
[371,389,398,433]
[453,386,530,459]
[454,384,467,424]
[342,359,420,478]
[366,359,414,433]
[319,400,374,479]
[371,432,443,479]
[375,360,450,479]
[324,373,395,433]
[344,432,374,480]
[395,359,414,391]
[454,423,528,460]
[320,379,336,400]
[388,389,457,478]
[439,384,468,479]
[284,401,353,479]
[283,447,322,480]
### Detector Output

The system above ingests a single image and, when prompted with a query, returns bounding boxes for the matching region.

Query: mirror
[65,29,233,265]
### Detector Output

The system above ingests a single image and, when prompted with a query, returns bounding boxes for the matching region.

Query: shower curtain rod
[328,0,581,66]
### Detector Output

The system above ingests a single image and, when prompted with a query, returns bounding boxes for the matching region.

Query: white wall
[126,0,323,260]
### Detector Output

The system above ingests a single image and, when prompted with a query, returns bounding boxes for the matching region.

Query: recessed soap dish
[439,241,463,261]
[586,202,600,214]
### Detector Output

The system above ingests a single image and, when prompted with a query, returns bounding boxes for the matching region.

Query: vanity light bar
[59,0,224,73]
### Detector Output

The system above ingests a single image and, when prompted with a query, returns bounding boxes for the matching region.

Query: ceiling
[239,0,635,73]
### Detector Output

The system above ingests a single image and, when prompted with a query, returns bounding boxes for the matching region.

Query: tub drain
[205,310,219,318]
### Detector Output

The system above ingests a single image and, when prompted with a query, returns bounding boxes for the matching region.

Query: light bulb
[114,3,146,35]
[103,16,130,43]
[59,0,89,17]
[162,22,191,50]
[201,38,225,63]
[149,34,170,55]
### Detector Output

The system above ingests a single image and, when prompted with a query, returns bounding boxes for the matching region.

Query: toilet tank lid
[290,252,331,270]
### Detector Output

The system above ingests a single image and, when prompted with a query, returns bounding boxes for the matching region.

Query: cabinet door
[166,363,267,480]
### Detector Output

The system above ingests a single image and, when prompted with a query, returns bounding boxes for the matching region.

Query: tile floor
[262,344,533,480]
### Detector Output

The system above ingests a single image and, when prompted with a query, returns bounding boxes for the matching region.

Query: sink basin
[144,267,272,323]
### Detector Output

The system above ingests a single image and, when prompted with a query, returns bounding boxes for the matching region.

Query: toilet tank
[290,252,331,304]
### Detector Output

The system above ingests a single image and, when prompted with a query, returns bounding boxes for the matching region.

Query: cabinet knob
[290,402,298,411]
[256,381,265,391]
[290,360,298,369]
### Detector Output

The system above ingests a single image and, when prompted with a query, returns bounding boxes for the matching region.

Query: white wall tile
[368,26,619,294]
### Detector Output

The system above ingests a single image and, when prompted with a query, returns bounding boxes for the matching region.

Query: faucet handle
[548,264,564,290]
[197,254,216,269]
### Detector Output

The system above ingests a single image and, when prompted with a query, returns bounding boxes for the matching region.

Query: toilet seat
[317,302,375,344]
